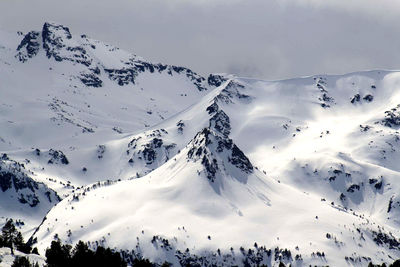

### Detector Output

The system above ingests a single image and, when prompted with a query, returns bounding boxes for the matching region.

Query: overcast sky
[1,0,400,80]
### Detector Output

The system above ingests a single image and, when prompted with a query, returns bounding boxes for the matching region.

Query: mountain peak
[14,22,215,91]
[187,127,253,183]
[16,31,40,62]
[41,22,92,66]
[42,22,72,40]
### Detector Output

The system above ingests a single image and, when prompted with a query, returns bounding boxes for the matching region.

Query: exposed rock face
[42,22,92,66]
[16,31,40,62]
[185,81,255,182]
[0,157,60,207]
[382,104,400,128]
[79,72,103,87]
[209,110,231,138]
[206,102,219,114]
[187,127,253,182]
[47,149,69,165]
[215,80,251,104]
[142,138,163,165]
[314,77,334,108]
[104,63,208,91]
[127,129,177,176]
[187,98,253,182]
[351,93,374,104]
[207,74,228,87]
[351,94,361,104]
[363,94,374,102]
[176,120,185,134]
[104,68,136,86]
[229,143,254,173]
[17,22,212,91]
[187,128,219,181]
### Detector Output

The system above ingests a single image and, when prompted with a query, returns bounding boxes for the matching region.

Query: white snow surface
[0,247,45,267]
[1,22,400,266]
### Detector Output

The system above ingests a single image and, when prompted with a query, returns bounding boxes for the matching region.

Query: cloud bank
[1,0,399,80]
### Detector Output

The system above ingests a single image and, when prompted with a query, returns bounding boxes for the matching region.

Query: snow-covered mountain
[1,22,400,266]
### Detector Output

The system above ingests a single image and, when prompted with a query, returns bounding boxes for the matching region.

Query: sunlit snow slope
[1,22,400,266]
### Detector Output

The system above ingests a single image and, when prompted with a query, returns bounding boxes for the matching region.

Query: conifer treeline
[1,219,400,267]
[0,219,130,267]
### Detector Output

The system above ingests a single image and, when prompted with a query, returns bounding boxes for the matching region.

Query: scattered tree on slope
[0,219,31,254]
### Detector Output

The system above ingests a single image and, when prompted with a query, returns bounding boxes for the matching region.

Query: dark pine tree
[71,241,94,267]
[1,219,28,254]
[94,246,127,267]
[11,256,32,267]
[45,240,72,267]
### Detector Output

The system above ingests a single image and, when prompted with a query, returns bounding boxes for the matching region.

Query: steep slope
[0,22,214,149]
[31,121,400,266]
[0,155,60,236]
[0,20,212,166]
[0,21,216,235]
[31,82,400,265]
[218,72,400,231]
[102,71,400,233]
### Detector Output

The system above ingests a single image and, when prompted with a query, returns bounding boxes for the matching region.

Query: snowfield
[1,22,400,266]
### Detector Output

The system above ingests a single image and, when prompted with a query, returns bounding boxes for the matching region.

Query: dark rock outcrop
[127,129,176,169]
[16,22,210,91]
[0,158,60,207]
[16,31,40,62]
[207,74,228,87]
[209,110,231,138]
[42,22,92,66]
[47,149,69,165]
[187,127,253,182]
[381,105,400,128]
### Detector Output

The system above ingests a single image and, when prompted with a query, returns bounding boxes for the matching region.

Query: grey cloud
[0,0,399,80]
